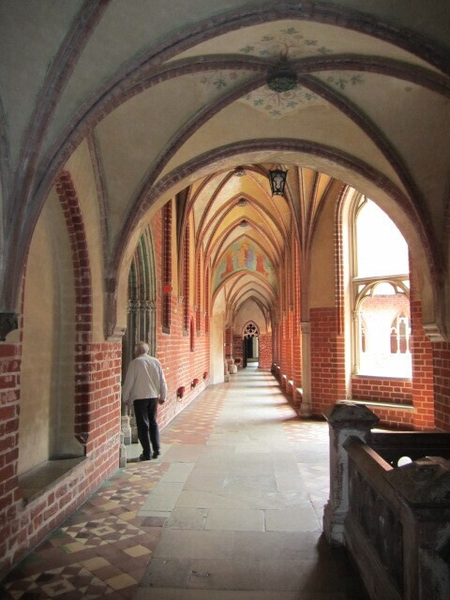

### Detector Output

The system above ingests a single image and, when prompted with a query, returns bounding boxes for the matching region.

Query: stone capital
[324,402,379,431]
[300,321,311,334]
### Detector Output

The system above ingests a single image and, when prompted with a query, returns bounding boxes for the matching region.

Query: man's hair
[135,342,149,356]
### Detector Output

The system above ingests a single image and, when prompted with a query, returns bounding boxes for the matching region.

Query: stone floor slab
[165,507,208,530]
[205,508,265,532]
[2,366,367,600]
[153,529,235,560]
[160,463,195,483]
[264,504,321,532]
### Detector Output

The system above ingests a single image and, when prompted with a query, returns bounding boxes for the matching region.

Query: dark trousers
[133,398,160,458]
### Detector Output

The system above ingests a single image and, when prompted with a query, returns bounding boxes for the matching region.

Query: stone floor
[1,366,367,599]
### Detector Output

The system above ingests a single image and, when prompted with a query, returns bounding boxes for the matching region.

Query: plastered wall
[19,191,78,474]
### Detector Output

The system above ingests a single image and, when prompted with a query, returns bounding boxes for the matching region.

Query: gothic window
[244,322,259,337]
[124,227,157,375]
[351,197,411,378]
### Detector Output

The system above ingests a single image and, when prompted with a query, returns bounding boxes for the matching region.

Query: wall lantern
[203,371,208,380]
[191,378,199,389]
[268,167,287,197]
[177,386,186,399]
[233,166,246,177]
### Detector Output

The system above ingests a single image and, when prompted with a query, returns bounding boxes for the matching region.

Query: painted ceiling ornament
[267,54,298,93]
[197,28,364,118]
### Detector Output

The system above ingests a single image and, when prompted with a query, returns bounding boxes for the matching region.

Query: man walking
[122,342,167,461]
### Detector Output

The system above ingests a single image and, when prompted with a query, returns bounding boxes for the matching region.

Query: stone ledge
[18,456,87,505]
[340,399,414,411]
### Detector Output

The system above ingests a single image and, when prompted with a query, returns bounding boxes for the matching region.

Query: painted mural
[214,240,277,292]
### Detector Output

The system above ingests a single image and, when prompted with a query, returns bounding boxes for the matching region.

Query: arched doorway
[243,321,259,368]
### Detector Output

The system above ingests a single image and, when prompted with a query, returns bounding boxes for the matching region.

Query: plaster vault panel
[0,0,82,170]
[173,19,439,71]
[160,100,405,192]
[94,74,214,236]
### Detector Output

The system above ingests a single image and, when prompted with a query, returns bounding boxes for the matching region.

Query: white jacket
[122,354,167,403]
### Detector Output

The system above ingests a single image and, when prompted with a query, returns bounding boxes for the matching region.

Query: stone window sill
[18,456,87,505]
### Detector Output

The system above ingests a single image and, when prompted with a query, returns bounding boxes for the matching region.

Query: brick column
[259,333,272,369]
[432,341,450,431]
[0,343,21,564]
[410,299,435,430]
[310,307,346,416]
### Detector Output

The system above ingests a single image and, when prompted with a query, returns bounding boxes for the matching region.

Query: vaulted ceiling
[1,1,449,319]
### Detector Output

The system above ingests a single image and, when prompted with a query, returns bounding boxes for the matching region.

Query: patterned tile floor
[0,368,350,599]
[1,385,230,599]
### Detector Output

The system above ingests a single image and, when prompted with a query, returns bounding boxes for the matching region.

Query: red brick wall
[76,342,122,453]
[1,171,133,575]
[285,313,293,396]
[150,212,210,430]
[310,307,346,416]
[352,376,413,405]
[292,335,302,405]
[0,340,121,577]
[0,343,21,573]
[279,316,288,390]
[432,341,450,431]
[233,335,243,366]
[410,299,435,430]
[259,333,272,369]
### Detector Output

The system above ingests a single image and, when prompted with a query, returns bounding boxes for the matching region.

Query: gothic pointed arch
[123,225,157,373]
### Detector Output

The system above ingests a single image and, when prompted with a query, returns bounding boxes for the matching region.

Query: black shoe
[152,450,160,459]
[139,454,151,461]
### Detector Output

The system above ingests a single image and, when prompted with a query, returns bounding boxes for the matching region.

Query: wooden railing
[323,403,450,600]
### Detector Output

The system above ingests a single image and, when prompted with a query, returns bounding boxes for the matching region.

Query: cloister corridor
[1,366,366,600]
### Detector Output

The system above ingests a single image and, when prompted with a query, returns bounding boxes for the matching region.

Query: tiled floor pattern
[163,387,228,445]
[1,460,170,599]
[1,368,366,600]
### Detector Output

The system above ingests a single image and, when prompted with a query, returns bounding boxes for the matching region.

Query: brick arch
[55,171,93,344]
[54,171,93,445]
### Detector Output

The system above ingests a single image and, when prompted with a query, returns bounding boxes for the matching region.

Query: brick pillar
[280,314,287,389]
[233,335,243,367]
[285,312,293,396]
[0,343,21,565]
[76,341,122,454]
[410,299,435,430]
[432,341,450,431]
[310,307,346,416]
[293,332,302,405]
[259,333,272,369]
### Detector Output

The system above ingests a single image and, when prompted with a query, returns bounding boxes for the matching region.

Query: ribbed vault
[0,1,449,332]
